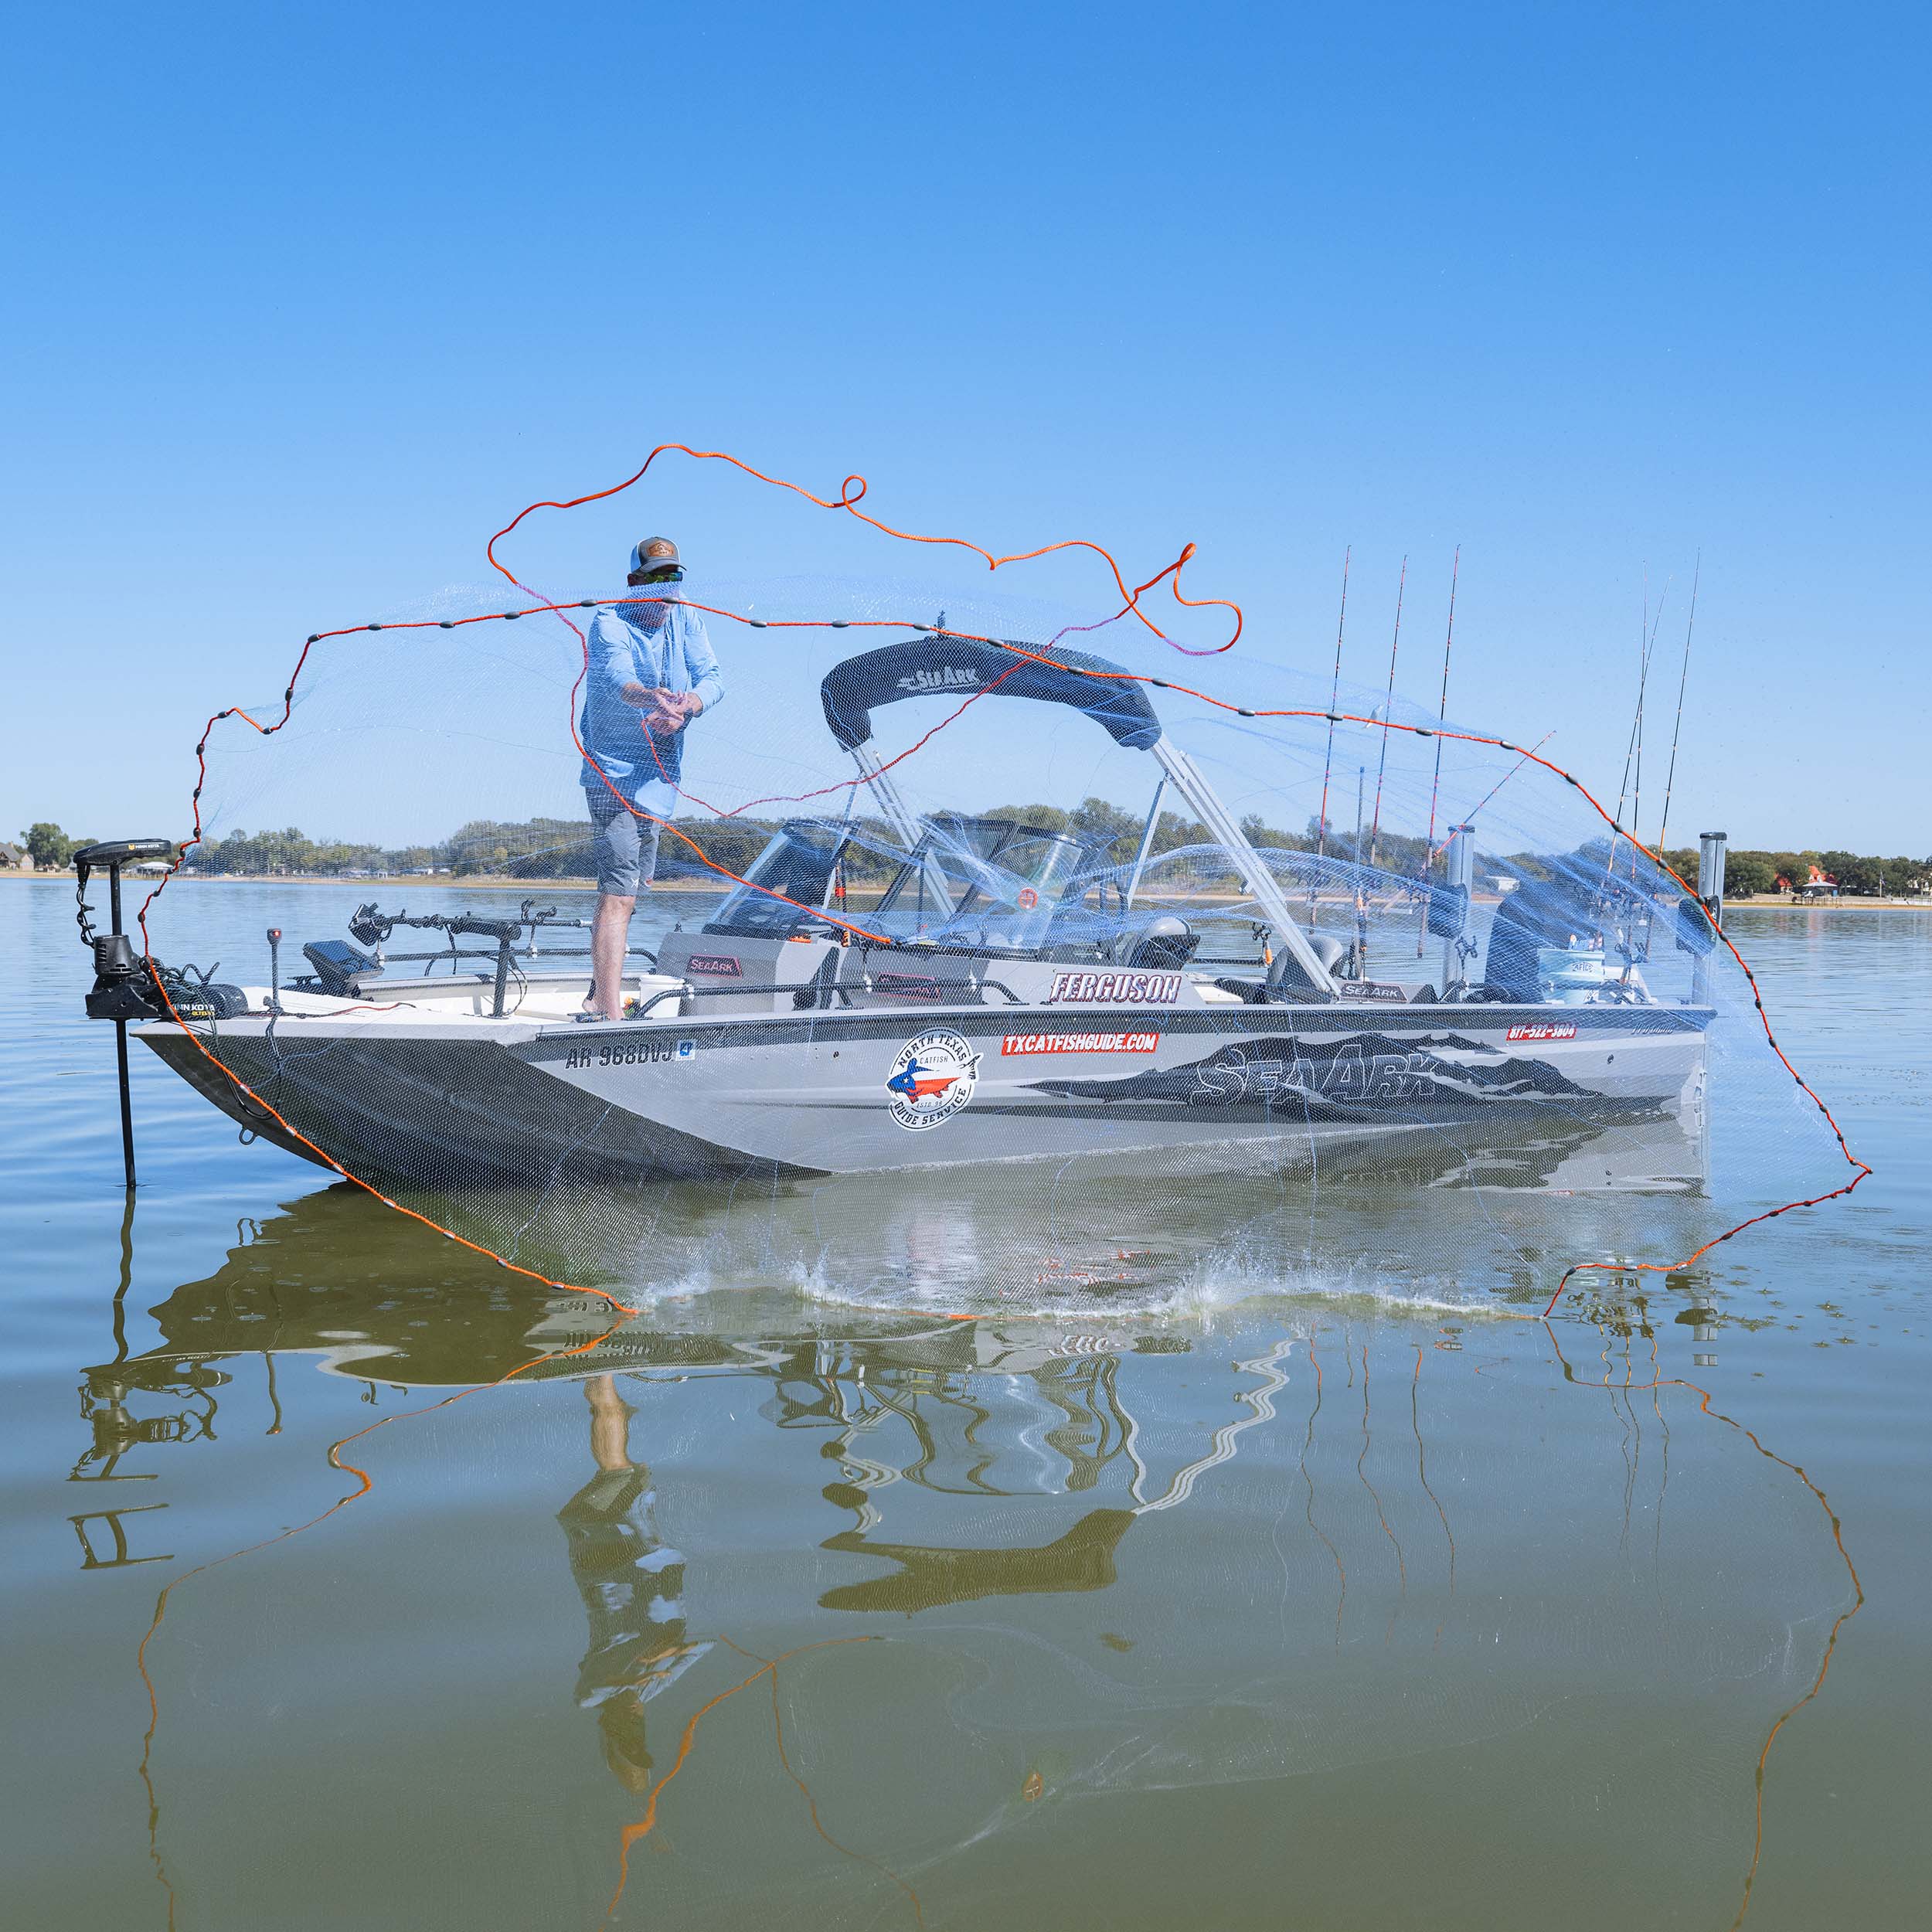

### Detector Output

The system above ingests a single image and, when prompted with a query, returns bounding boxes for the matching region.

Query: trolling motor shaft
[73,840,173,1189]
[74,839,248,1187]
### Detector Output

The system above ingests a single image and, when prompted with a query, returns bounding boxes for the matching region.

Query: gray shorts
[587,790,663,896]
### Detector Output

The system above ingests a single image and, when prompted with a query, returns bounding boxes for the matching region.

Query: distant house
[1799,864,1839,899]
[0,842,33,872]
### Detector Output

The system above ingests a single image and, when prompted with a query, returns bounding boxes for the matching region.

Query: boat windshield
[873,818,1110,951]
[702,820,848,938]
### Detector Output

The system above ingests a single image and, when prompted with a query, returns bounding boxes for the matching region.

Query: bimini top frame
[818,635,1342,998]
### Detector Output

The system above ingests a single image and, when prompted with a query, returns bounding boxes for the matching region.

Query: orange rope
[1543,1325,1864,1927]
[136,1318,631,1912]
[764,1659,927,1927]
[129,942,645,1314]
[485,444,1243,652]
[605,1636,879,1918]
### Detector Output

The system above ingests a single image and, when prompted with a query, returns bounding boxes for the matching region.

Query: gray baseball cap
[629,536,683,578]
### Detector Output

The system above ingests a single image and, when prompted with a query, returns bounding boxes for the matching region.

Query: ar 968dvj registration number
[562,1039,696,1070]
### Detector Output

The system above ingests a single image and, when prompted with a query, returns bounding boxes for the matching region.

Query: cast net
[126,448,1861,1323]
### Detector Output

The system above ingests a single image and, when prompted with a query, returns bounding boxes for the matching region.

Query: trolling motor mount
[85,931,165,1022]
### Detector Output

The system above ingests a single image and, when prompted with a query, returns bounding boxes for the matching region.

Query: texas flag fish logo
[885,1029,981,1131]
[889,1060,966,1104]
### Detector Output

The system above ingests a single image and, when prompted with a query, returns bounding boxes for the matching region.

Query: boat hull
[138,999,1709,1189]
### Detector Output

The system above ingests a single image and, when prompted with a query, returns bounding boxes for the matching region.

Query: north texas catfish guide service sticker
[885,1029,981,1131]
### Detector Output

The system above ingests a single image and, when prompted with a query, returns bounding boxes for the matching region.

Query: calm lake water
[3,878,1927,1930]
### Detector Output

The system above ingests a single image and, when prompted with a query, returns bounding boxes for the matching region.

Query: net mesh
[124,448,1862,1321]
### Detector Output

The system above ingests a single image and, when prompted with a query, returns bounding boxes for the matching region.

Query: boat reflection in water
[321,1098,1715,1321]
[78,1075,1859,1932]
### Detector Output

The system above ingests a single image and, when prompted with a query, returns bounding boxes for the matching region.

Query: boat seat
[1308,933,1348,972]
[1264,930,1348,999]
[1110,915,1199,971]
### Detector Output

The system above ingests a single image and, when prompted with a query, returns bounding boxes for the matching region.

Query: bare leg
[585,1373,637,1471]
[590,892,636,1018]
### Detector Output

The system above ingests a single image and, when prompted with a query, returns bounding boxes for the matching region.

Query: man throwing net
[579,537,724,1019]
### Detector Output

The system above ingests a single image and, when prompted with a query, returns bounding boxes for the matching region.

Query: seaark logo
[895,666,983,695]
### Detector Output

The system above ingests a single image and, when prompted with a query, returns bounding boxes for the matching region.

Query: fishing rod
[1614,571,1668,881]
[1614,573,1658,824]
[1429,730,1557,866]
[1367,556,1405,868]
[1422,548,1458,863]
[1418,548,1459,955]
[1312,546,1349,923]
[1631,602,1655,883]
[1654,553,1700,857]
[1315,549,1350,856]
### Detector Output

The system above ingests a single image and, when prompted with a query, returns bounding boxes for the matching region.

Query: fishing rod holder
[338,902,590,1015]
[1682,832,1727,1004]
[1434,825,1478,992]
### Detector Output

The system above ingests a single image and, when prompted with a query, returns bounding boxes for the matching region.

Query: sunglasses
[632,566,685,586]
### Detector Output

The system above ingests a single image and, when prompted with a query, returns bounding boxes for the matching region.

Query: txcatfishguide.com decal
[885,1029,981,1130]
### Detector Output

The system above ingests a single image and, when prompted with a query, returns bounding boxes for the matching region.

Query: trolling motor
[75,842,250,1025]
[73,839,246,1189]
[77,839,174,1026]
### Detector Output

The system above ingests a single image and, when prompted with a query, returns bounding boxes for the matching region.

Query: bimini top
[820,634,1162,753]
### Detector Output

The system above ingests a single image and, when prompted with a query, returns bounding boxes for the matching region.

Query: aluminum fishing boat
[85,636,1717,1189]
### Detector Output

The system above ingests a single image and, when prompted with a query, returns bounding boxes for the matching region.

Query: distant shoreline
[4,869,726,894]
[6,871,1930,912]
[1719,898,1932,913]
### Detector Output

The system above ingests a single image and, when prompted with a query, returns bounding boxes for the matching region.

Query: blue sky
[3,1,1926,854]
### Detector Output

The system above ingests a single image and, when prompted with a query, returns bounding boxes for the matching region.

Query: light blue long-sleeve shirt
[578,597,725,798]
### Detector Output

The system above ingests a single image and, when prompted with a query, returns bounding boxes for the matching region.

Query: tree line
[1654,847,1931,898]
[16,815,1930,898]
[981,798,1437,873]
